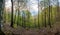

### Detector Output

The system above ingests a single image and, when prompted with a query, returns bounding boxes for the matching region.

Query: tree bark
[0,0,5,35]
[11,0,14,27]
[48,0,51,28]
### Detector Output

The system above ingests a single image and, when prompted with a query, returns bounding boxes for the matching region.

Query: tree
[39,0,49,27]
[11,0,14,27]
[39,0,56,28]
[0,0,5,35]
[21,10,31,28]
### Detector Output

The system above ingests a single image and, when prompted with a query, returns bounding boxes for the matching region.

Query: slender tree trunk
[11,0,14,27]
[38,0,40,29]
[48,0,51,28]
[0,0,3,31]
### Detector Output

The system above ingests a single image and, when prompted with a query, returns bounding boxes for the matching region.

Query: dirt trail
[1,21,60,35]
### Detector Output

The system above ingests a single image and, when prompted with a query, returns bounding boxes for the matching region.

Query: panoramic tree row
[2,0,59,29]
[0,0,59,29]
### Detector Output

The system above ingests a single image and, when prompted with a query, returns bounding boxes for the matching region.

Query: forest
[0,0,60,35]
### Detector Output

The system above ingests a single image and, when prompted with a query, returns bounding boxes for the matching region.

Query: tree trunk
[0,0,5,35]
[11,0,14,27]
[48,0,51,28]
[38,0,40,29]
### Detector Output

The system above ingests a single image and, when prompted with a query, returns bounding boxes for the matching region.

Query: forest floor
[1,22,60,35]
